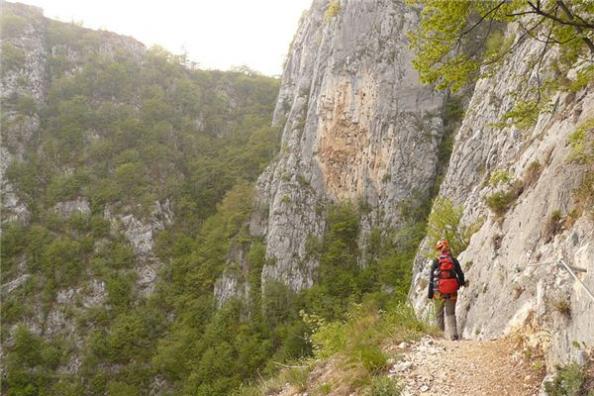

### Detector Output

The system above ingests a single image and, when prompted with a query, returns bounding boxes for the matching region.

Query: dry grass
[542,210,563,243]
[551,297,571,317]
[523,160,543,188]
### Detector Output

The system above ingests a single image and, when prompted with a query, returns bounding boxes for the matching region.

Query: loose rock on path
[390,337,544,396]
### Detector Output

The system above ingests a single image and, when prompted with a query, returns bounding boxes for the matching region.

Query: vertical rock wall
[249,0,445,293]
[409,22,594,368]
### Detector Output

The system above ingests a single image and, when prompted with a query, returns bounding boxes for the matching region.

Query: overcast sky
[17,0,313,76]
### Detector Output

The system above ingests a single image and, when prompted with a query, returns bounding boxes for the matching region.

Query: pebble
[391,361,413,372]
[420,384,430,392]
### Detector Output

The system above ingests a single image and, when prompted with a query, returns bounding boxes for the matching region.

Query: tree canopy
[408,0,594,92]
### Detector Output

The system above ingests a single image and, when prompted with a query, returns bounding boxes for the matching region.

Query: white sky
[17,0,313,76]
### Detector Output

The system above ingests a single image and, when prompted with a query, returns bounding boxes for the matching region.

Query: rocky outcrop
[250,0,444,293]
[104,200,174,295]
[0,2,47,225]
[53,197,91,218]
[409,21,594,369]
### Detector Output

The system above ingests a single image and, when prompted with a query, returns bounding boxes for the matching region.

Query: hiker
[427,239,466,340]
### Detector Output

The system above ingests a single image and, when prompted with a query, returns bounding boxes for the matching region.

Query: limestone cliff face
[249,0,444,292]
[409,22,594,368]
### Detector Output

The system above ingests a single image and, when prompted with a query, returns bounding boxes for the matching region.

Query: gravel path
[390,337,544,396]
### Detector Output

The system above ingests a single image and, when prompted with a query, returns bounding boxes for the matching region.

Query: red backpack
[437,254,459,295]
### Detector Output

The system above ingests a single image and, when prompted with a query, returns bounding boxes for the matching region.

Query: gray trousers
[434,297,458,340]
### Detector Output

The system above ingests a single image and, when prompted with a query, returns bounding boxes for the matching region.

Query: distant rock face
[0,1,143,228]
[251,0,444,292]
[104,200,174,295]
[409,22,594,368]
[0,0,168,355]
[53,198,91,218]
[0,2,47,225]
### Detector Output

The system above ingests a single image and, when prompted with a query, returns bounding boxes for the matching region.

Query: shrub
[41,237,85,288]
[425,197,476,256]
[4,326,66,394]
[489,169,513,186]
[574,172,594,219]
[46,171,90,204]
[567,65,594,93]
[523,161,542,188]
[568,118,594,164]
[307,299,426,387]
[485,181,524,217]
[551,295,571,317]
[568,118,594,219]
[502,99,540,131]
[281,364,311,392]
[543,210,563,243]
[369,375,402,396]
[325,0,341,20]
[545,363,587,396]
[105,272,135,309]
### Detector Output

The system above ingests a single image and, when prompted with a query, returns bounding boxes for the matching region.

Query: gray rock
[53,198,91,218]
[409,21,594,371]
[251,0,445,295]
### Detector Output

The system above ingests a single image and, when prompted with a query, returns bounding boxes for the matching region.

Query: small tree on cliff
[407,0,594,93]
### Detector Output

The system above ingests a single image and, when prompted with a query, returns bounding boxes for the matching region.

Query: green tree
[408,0,594,92]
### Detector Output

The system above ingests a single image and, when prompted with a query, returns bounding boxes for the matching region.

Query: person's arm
[427,259,437,298]
[453,258,465,286]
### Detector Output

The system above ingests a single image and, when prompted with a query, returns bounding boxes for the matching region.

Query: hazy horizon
[12,0,312,76]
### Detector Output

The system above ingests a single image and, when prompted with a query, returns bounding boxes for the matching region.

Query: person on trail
[427,239,465,340]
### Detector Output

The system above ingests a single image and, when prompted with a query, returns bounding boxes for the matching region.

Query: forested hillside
[0,2,288,394]
[2,0,593,395]
[1,2,433,394]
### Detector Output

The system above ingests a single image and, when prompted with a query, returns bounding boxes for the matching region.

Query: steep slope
[265,336,545,396]
[409,20,594,370]
[1,2,280,393]
[221,0,445,299]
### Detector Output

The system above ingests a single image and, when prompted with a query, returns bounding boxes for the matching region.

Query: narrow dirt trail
[390,337,545,396]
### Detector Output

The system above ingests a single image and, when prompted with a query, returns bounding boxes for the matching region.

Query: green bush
[304,299,426,390]
[281,365,310,392]
[544,363,587,396]
[425,197,467,256]
[489,169,513,186]
[568,118,594,164]
[369,375,402,396]
[325,0,342,20]
[502,99,540,131]
[41,237,85,288]
[485,181,523,217]
[4,326,66,395]
[105,272,135,309]
[46,171,90,204]
[485,191,515,215]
